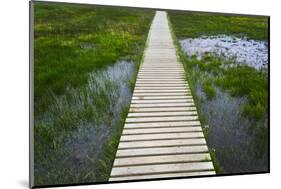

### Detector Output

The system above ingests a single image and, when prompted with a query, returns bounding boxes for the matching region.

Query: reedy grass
[202,78,216,100]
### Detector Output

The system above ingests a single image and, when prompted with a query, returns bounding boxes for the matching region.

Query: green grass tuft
[202,78,216,100]
[216,65,268,120]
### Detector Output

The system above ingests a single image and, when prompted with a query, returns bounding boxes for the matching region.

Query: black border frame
[29,0,270,188]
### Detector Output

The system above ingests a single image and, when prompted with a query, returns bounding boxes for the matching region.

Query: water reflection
[197,85,268,173]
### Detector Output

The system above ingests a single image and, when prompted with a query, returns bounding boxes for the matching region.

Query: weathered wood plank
[131,98,192,103]
[136,80,186,84]
[110,171,215,181]
[135,84,188,88]
[137,76,184,79]
[123,126,202,135]
[111,162,214,177]
[129,107,197,113]
[120,132,204,141]
[118,138,206,149]
[133,92,191,96]
[134,89,189,93]
[116,145,208,157]
[132,96,192,100]
[130,103,195,108]
[136,78,185,81]
[134,87,187,90]
[127,111,197,117]
[124,121,201,128]
[113,153,211,167]
[139,69,184,71]
[126,116,198,123]
[138,72,184,75]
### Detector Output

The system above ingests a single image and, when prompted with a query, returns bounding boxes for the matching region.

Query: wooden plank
[110,171,215,181]
[123,126,201,135]
[135,84,188,87]
[141,63,182,65]
[136,79,186,82]
[140,67,182,69]
[140,67,183,69]
[113,153,211,167]
[138,75,184,78]
[139,70,183,72]
[129,107,197,113]
[118,138,206,149]
[132,96,192,100]
[137,76,184,79]
[120,132,204,141]
[131,99,193,104]
[126,116,198,123]
[111,162,214,177]
[133,92,191,96]
[138,72,184,75]
[134,87,187,90]
[134,89,189,92]
[130,103,195,108]
[139,68,183,70]
[136,82,187,85]
[127,111,197,117]
[137,78,185,81]
[116,145,208,157]
[124,121,201,128]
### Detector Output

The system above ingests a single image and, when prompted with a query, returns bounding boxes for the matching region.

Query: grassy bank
[34,2,153,186]
[168,11,268,173]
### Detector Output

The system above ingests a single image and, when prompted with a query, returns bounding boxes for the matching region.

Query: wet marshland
[34,61,136,184]
[180,35,268,173]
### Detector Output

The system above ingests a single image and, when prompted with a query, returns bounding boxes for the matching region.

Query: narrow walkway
[110,11,215,181]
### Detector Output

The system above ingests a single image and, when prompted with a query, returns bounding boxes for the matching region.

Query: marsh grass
[216,66,268,119]
[168,11,268,40]
[202,78,216,100]
[34,2,153,186]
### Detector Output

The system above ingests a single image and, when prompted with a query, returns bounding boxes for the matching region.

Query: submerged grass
[34,2,153,186]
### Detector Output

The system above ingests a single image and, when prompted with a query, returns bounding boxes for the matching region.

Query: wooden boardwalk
[109,11,215,181]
